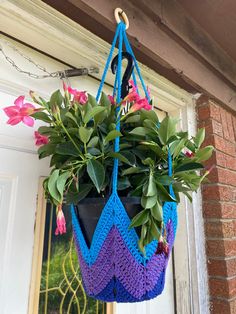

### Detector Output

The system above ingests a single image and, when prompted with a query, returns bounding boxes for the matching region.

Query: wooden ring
[114,8,129,30]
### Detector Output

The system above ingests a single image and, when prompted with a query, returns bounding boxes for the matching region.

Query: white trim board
[0,1,209,313]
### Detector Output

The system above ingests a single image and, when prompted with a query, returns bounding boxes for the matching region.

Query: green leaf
[140,109,159,124]
[142,158,154,167]
[100,92,111,107]
[125,115,141,123]
[140,224,148,250]
[175,162,204,173]
[31,111,51,123]
[87,159,105,193]
[88,94,98,107]
[38,143,56,159]
[122,167,141,176]
[173,138,187,159]
[151,202,163,221]
[66,183,93,204]
[156,182,176,202]
[37,126,56,135]
[56,171,70,199]
[155,175,174,185]
[140,142,164,157]
[122,151,136,165]
[143,173,157,197]
[83,106,106,124]
[78,126,93,144]
[194,128,205,148]
[56,142,80,156]
[195,146,214,162]
[50,90,63,107]
[186,139,196,152]
[158,116,177,145]
[129,209,149,228]
[78,184,93,202]
[141,194,157,209]
[87,136,99,148]
[150,220,161,240]
[104,130,122,143]
[118,177,131,190]
[87,147,101,156]
[108,152,132,165]
[129,127,150,136]
[48,169,61,203]
[65,112,78,125]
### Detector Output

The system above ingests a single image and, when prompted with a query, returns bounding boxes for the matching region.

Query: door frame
[0,1,209,313]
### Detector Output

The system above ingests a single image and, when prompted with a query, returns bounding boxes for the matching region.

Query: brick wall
[197,96,236,314]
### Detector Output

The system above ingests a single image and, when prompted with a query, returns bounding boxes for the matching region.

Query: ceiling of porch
[178,0,236,62]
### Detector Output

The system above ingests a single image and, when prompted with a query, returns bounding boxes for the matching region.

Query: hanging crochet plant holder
[71,9,178,303]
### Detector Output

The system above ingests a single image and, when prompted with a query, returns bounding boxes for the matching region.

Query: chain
[0,39,62,79]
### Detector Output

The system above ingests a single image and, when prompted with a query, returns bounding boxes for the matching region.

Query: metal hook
[111,51,134,99]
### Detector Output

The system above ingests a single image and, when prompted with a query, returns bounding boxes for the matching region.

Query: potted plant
[3,82,213,252]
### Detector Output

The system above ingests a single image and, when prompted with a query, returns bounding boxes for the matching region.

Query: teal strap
[123,30,150,102]
[112,22,124,193]
[96,23,121,102]
[168,149,175,198]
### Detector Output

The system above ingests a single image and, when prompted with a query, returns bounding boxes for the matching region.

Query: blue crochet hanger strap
[96,22,122,102]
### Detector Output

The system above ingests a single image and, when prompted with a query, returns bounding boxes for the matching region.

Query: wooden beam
[43,0,236,112]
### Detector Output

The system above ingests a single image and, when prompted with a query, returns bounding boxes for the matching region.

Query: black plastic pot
[74,197,142,247]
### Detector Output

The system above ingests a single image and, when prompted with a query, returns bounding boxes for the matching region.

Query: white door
[0,35,176,314]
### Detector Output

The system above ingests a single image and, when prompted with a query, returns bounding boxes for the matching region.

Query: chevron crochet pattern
[71,193,177,302]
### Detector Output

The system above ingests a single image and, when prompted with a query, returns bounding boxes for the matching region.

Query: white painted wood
[171,101,210,314]
[0,1,209,313]
[0,150,49,314]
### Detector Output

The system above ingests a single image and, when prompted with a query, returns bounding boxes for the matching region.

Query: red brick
[203,202,236,219]
[221,203,236,219]
[210,299,230,314]
[226,112,235,142]
[214,168,236,186]
[209,101,221,122]
[214,151,236,171]
[198,119,223,137]
[198,105,211,121]
[209,277,236,298]
[220,108,231,141]
[205,220,236,238]
[206,239,236,257]
[208,258,236,277]
[197,100,221,122]
[202,185,235,202]
[214,135,236,156]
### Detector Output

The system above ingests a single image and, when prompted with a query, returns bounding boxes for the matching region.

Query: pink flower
[67,86,88,104]
[155,237,169,256]
[185,151,194,158]
[55,205,66,235]
[125,80,140,102]
[130,98,152,112]
[3,96,36,127]
[34,131,49,146]
[108,95,116,105]
[76,91,88,104]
